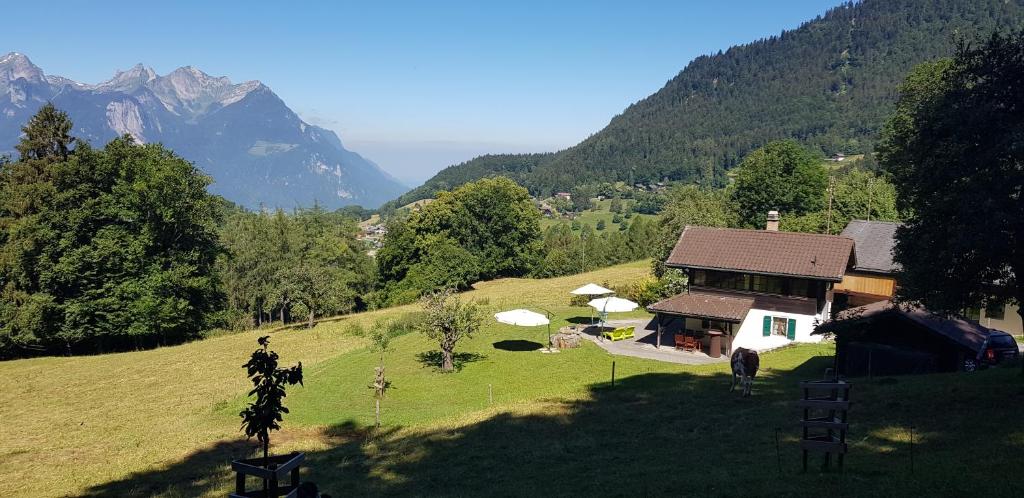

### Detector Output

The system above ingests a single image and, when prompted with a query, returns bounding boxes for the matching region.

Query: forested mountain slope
[388,0,1024,208]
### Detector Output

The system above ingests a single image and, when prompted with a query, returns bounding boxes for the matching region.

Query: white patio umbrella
[494,309,553,350]
[570,283,615,296]
[588,296,639,329]
[571,283,615,325]
[494,309,550,327]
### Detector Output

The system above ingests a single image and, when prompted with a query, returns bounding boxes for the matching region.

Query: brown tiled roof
[648,289,818,322]
[648,291,754,322]
[666,226,855,281]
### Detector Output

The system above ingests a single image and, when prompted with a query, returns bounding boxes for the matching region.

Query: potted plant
[231,336,304,498]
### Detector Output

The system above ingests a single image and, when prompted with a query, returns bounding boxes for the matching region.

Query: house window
[692,270,706,286]
[789,279,809,298]
[752,275,784,295]
[762,315,797,340]
[985,302,1006,320]
[772,317,788,336]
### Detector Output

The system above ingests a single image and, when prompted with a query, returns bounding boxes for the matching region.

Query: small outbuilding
[818,300,997,376]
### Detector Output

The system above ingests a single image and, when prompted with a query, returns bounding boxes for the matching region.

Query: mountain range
[387,0,1024,209]
[0,53,407,209]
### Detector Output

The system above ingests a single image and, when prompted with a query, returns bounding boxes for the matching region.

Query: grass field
[2,260,1022,497]
[540,199,656,231]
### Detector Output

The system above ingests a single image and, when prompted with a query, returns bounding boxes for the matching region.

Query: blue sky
[2,0,841,185]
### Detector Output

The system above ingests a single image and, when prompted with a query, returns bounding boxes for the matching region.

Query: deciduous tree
[417,289,483,372]
[732,140,827,228]
[878,32,1024,331]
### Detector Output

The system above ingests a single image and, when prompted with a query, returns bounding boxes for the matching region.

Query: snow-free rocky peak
[0,54,407,208]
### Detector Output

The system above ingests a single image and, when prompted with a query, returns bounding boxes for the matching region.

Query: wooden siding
[834,272,896,298]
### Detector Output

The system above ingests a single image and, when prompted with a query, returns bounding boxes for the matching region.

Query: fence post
[611,361,616,387]
[775,427,782,475]
[910,425,915,474]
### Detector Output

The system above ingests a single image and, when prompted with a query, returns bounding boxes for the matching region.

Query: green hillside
[387,0,1024,208]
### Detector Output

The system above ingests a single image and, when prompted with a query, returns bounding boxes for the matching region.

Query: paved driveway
[578,318,728,365]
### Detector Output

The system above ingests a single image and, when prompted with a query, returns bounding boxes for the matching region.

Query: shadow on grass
[79,439,256,497]
[492,340,544,352]
[566,316,596,325]
[83,353,1024,497]
[414,350,487,372]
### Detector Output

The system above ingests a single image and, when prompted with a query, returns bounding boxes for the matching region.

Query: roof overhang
[666,263,845,282]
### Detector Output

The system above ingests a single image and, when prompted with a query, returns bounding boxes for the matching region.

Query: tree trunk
[308,308,315,329]
[442,347,454,372]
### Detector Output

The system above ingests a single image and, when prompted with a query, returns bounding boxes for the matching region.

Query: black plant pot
[230,451,305,498]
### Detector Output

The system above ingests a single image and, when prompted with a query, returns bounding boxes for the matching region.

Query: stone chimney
[766,210,780,231]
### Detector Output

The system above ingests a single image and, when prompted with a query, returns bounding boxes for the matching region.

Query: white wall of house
[731,307,824,352]
[981,302,1023,336]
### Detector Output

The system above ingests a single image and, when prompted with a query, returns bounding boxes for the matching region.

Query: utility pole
[580,229,586,273]
[866,177,874,221]
[826,175,836,234]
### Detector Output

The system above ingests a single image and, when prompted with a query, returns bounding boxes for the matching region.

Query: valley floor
[1,260,1021,497]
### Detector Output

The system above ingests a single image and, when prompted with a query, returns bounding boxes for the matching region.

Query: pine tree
[15,103,75,162]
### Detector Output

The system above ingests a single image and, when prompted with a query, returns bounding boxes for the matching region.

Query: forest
[386,0,1024,209]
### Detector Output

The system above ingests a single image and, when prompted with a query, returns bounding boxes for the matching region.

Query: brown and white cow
[730,347,760,397]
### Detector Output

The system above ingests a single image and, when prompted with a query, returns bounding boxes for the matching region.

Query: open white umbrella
[494,309,550,327]
[571,283,615,325]
[588,297,639,330]
[570,283,614,296]
[588,296,639,313]
[495,309,554,350]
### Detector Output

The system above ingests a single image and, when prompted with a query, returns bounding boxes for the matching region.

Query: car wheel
[963,358,978,372]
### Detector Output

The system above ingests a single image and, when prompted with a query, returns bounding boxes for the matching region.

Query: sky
[1,0,842,186]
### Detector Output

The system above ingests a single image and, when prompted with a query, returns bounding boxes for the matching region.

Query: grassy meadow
[1,259,1022,497]
[539,198,656,231]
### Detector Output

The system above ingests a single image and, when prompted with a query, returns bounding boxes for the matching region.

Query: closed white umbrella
[494,308,554,351]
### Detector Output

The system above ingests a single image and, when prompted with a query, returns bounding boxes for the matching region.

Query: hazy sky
[2,0,840,186]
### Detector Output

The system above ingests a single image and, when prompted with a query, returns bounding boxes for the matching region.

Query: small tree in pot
[236,335,304,494]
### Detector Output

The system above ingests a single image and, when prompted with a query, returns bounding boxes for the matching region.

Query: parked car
[962,330,1019,371]
[981,331,1020,366]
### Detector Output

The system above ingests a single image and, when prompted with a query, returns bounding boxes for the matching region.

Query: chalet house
[835,219,1023,336]
[648,211,856,354]
[833,220,900,308]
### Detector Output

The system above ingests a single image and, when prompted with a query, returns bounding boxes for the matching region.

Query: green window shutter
[787,318,797,340]
[762,316,771,337]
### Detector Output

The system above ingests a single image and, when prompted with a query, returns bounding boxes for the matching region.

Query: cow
[730,347,760,397]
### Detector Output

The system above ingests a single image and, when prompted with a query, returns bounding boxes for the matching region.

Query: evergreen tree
[15,103,75,162]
